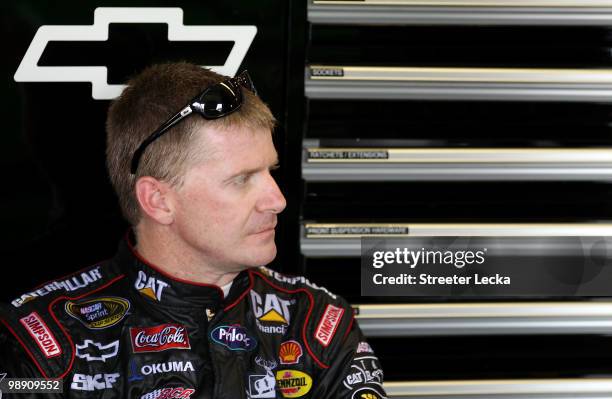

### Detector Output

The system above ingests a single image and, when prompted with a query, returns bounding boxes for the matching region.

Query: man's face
[169,124,286,271]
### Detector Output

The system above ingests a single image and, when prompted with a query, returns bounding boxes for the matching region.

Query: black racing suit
[0,236,386,398]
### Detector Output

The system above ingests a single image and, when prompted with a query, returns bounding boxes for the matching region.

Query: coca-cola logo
[130,323,191,353]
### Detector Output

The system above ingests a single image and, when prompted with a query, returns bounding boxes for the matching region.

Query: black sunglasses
[130,70,257,174]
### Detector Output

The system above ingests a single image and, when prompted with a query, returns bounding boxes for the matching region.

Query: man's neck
[133,224,239,287]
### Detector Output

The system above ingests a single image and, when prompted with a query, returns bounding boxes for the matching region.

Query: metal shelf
[300,223,612,257]
[356,302,612,336]
[302,141,612,182]
[305,66,612,102]
[384,378,612,398]
[309,0,612,26]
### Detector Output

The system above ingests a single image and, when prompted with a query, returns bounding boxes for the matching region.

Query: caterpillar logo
[134,271,169,302]
[14,7,257,100]
[250,290,293,334]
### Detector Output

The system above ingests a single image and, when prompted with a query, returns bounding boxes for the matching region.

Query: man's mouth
[253,223,277,234]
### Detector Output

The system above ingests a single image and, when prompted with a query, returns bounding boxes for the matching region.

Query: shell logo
[279,340,303,365]
[275,370,312,398]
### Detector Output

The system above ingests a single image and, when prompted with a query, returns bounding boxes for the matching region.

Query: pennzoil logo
[65,297,130,329]
[134,270,169,302]
[275,370,312,398]
[250,290,294,334]
[279,340,303,365]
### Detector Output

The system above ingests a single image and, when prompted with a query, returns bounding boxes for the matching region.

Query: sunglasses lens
[198,84,241,118]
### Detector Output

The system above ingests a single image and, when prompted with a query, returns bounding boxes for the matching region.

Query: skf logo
[71,373,120,391]
[19,312,62,358]
[250,290,293,334]
[134,270,168,302]
[14,7,257,100]
[75,339,119,362]
[314,304,344,347]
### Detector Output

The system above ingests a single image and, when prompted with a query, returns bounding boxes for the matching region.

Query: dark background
[2,1,306,301]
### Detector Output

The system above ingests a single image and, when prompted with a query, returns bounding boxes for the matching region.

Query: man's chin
[244,244,277,267]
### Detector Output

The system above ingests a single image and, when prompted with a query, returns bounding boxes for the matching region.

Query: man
[0,63,386,398]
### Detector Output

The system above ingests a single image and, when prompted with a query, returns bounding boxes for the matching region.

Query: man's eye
[234,174,250,185]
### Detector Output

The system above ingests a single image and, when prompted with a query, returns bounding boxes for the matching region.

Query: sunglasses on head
[130,70,257,174]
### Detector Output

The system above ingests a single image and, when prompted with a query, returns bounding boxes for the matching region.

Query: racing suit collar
[116,232,251,309]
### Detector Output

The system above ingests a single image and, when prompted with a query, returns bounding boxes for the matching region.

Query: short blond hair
[106,62,276,225]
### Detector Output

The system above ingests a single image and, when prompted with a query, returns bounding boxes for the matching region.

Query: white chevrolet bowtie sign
[14,7,257,100]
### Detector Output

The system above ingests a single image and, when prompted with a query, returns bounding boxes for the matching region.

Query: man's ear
[134,176,175,225]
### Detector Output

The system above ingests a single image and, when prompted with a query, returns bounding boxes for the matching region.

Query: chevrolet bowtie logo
[14,7,257,100]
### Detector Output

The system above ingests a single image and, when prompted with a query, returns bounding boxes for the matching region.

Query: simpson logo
[19,312,62,358]
[279,340,303,365]
[65,296,130,329]
[211,325,257,351]
[12,266,103,307]
[275,370,312,398]
[130,323,191,353]
[250,290,293,334]
[314,304,344,347]
[14,7,257,100]
[75,339,119,362]
[141,387,195,399]
[134,270,169,302]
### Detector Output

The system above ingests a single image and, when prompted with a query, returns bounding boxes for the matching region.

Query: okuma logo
[14,7,257,99]
[250,290,293,335]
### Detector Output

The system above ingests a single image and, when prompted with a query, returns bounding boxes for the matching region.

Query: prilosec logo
[250,290,293,334]
[14,7,257,100]
[211,325,257,351]
[65,297,130,329]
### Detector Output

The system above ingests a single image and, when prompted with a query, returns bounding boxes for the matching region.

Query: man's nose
[258,172,287,214]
